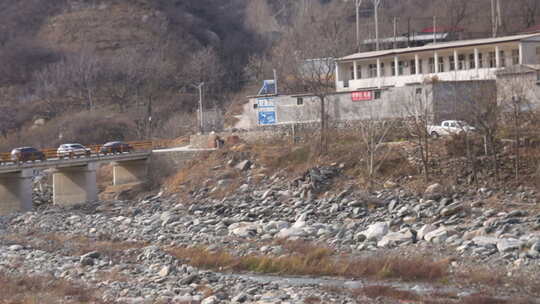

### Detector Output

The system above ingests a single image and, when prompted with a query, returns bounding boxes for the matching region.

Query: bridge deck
[0,152,151,174]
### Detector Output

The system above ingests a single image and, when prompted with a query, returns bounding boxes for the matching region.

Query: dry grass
[1,231,147,263]
[0,272,104,304]
[166,245,448,282]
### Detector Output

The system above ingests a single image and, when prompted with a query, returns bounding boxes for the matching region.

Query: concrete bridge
[0,152,151,215]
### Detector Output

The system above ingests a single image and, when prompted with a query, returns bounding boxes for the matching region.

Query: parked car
[100,141,133,154]
[57,143,92,158]
[427,120,476,137]
[11,147,46,162]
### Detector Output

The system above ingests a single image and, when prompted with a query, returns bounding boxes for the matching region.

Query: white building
[335,33,540,91]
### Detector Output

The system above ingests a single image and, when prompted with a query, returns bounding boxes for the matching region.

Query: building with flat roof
[335,33,540,92]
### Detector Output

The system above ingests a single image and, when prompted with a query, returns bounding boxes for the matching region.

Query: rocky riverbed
[2,164,540,303]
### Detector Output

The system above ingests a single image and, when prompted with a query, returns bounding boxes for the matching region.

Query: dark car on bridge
[100,141,133,154]
[10,147,46,163]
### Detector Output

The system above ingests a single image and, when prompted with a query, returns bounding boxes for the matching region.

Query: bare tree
[270,2,352,153]
[463,81,501,180]
[498,68,537,182]
[357,105,396,189]
[400,83,434,182]
[519,0,540,28]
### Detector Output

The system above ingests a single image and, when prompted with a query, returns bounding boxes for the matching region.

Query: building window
[438,58,445,72]
[416,88,422,95]
[512,49,520,65]
[429,57,435,73]
[343,80,349,88]
[469,54,475,69]
[391,61,396,76]
[374,90,381,99]
[500,50,506,67]
[380,63,385,76]
[489,52,496,68]
[369,64,377,78]
[458,54,465,70]
[357,64,362,79]
[296,97,304,106]
[410,60,416,74]
[418,59,423,74]
[253,103,258,109]
[398,61,404,75]
[449,56,455,71]
[350,66,355,80]
[478,53,483,68]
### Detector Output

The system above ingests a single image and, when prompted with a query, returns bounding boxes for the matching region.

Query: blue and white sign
[258,111,276,125]
[257,97,275,108]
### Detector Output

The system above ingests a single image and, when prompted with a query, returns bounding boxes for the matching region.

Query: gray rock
[361,222,389,241]
[235,160,252,171]
[202,296,220,304]
[228,222,260,238]
[472,236,500,247]
[8,245,23,251]
[424,226,449,243]
[424,183,443,199]
[81,251,100,259]
[232,293,248,303]
[496,239,523,253]
[417,224,436,241]
[440,203,463,217]
[180,274,199,285]
[158,265,172,277]
[377,230,414,247]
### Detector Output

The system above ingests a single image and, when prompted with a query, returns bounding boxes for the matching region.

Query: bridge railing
[0,141,154,163]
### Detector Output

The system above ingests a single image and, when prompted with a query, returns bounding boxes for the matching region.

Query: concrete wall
[521,37,540,65]
[239,85,431,130]
[0,170,32,216]
[52,164,98,206]
[432,80,497,122]
[497,73,540,110]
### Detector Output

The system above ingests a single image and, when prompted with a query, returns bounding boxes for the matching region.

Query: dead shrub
[166,245,448,282]
[0,271,104,303]
[356,285,420,301]
[443,133,485,158]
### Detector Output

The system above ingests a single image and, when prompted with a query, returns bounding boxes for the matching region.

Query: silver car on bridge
[57,143,92,159]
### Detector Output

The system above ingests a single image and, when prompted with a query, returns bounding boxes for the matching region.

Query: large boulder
[424,226,449,243]
[440,203,463,217]
[377,229,414,247]
[472,236,499,247]
[228,222,260,238]
[424,183,443,200]
[417,224,436,241]
[361,222,389,241]
[496,238,524,253]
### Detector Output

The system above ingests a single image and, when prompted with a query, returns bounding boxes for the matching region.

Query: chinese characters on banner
[351,91,372,102]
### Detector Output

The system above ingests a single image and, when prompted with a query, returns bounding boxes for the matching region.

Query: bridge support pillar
[52,163,98,206]
[0,169,33,216]
[112,159,148,186]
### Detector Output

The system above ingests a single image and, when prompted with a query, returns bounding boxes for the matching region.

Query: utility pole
[393,17,397,49]
[491,0,501,37]
[372,0,381,51]
[433,16,437,44]
[355,0,363,52]
[273,69,278,95]
[192,82,205,134]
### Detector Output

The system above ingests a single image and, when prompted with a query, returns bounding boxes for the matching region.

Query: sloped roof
[521,24,540,34]
[339,33,540,62]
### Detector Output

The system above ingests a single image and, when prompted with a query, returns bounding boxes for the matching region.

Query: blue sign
[258,111,276,125]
